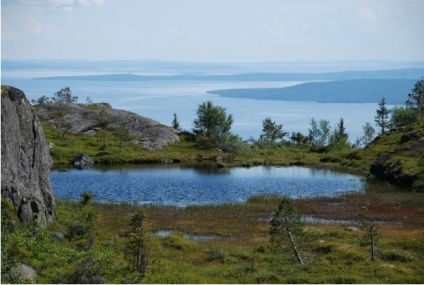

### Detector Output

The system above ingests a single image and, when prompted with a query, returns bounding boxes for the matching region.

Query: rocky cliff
[1,86,55,227]
[36,102,179,150]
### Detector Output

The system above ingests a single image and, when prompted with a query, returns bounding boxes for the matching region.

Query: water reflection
[50,165,365,206]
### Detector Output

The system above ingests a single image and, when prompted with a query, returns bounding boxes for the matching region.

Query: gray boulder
[1,86,55,227]
[9,263,37,283]
[72,152,94,169]
[36,102,179,150]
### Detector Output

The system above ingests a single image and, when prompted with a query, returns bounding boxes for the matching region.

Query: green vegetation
[31,86,78,105]
[171,113,181,130]
[270,197,304,264]
[124,209,150,274]
[37,81,424,192]
[406,78,424,118]
[259,117,287,145]
[360,222,379,261]
[375,97,391,135]
[3,80,424,282]
[2,192,423,283]
[193,100,236,151]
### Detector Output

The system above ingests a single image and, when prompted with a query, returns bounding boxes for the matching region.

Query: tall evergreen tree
[374,97,391,135]
[171,113,181,130]
[330,118,350,149]
[124,209,149,273]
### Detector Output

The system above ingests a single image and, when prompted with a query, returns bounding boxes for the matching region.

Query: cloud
[2,15,44,41]
[359,7,377,22]
[49,0,105,8]
[48,0,74,6]
[76,0,105,7]
[8,0,105,9]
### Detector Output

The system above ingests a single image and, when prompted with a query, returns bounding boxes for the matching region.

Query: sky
[1,0,424,62]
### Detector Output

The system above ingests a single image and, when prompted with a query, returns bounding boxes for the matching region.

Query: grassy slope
[348,123,424,190]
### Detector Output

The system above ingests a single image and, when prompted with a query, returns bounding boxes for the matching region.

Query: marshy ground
[82,183,423,283]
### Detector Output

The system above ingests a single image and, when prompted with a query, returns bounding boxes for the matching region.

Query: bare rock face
[36,102,179,150]
[1,86,55,227]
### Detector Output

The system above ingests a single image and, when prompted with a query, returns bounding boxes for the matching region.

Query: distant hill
[34,68,424,82]
[208,79,417,104]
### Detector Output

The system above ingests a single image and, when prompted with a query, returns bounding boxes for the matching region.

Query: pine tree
[124,209,149,273]
[171,113,180,130]
[270,197,304,264]
[360,222,379,261]
[374,97,391,135]
[330,118,350,149]
[260,117,287,144]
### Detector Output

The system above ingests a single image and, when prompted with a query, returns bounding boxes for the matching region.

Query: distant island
[208,79,418,104]
[34,67,424,82]
[33,68,423,104]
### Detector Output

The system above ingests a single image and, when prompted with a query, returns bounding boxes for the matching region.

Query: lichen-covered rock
[1,86,55,227]
[36,102,179,150]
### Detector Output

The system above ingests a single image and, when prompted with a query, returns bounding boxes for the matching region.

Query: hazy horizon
[2,0,424,62]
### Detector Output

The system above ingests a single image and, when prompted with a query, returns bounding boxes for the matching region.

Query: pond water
[50,165,365,206]
[154,230,220,242]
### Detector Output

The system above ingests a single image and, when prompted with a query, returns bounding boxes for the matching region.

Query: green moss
[1,85,8,95]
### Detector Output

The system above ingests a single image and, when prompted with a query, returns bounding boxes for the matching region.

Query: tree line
[171,78,423,152]
[33,78,424,153]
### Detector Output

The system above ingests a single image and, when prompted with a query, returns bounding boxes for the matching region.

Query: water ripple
[51,165,365,206]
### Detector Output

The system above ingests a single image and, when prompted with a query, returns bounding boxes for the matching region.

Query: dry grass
[295,187,424,226]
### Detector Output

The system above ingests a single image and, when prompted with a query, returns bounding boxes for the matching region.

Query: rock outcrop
[369,127,424,191]
[36,102,179,150]
[72,152,94,169]
[1,86,55,227]
[370,152,404,183]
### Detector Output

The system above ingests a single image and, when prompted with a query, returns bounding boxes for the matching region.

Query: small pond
[50,165,365,206]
